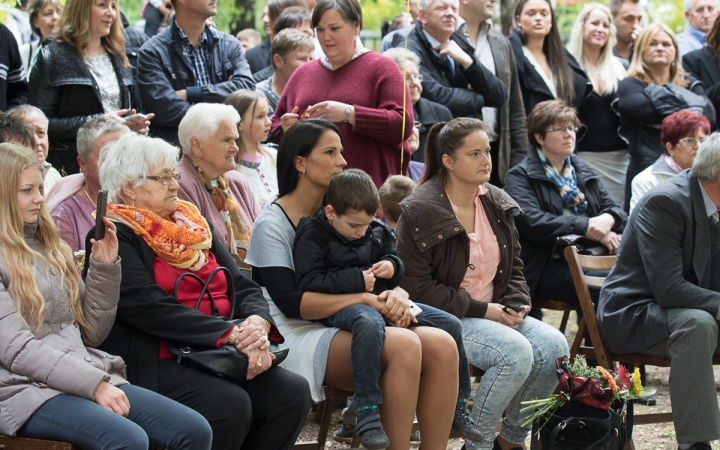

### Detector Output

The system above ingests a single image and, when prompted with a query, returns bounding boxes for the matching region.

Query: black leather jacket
[405,21,507,118]
[28,40,133,175]
[137,20,254,144]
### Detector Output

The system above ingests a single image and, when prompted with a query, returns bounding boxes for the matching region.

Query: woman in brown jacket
[0,144,211,449]
[396,118,569,450]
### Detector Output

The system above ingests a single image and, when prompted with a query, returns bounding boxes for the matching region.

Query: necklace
[83,184,97,208]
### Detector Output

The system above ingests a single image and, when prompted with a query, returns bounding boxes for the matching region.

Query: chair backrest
[564,246,616,370]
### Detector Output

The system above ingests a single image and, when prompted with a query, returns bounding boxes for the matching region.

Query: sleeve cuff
[465,300,488,318]
[186,86,203,103]
[216,324,236,347]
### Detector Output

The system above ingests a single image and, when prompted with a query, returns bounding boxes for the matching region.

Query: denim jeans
[461,316,569,449]
[17,384,213,450]
[324,303,472,404]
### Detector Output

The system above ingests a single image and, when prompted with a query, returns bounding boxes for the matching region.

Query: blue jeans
[461,316,569,449]
[324,303,472,405]
[17,384,213,450]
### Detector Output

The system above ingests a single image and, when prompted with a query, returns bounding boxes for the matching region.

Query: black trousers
[158,359,312,450]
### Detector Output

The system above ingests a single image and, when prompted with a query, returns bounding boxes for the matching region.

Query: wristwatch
[344,105,352,123]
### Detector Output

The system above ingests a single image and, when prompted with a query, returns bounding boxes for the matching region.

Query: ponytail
[420,118,489,185]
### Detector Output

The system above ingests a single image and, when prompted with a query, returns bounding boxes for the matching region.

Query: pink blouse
[450,185,500,303]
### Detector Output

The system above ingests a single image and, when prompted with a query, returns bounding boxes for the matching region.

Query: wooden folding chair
[299,386,360,449]
[563,245,720,443]
[0,437,78,449]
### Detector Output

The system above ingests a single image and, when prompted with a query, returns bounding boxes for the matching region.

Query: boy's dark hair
[325,169,379,216]
[0,112,34,148]
[378,175,415,223]
[273,6,311,36]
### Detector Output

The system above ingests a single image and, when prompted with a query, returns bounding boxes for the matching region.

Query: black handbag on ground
[555,234,609,257]
[167,266,289,383]
[530,400,630,450]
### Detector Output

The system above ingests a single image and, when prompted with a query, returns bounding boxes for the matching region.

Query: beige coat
[0,223,126,435]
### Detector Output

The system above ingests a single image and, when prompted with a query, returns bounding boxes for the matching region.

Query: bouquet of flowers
[520,356,656,428]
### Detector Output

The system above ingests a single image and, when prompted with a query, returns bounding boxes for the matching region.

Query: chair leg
[350,432,361,447]
[569,316,586,362]
[317,398,336,449]
[559,310,570,335]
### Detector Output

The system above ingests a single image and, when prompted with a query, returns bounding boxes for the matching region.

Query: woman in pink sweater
[271,0,414,187]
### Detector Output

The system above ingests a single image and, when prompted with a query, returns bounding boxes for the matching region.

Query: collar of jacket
[523,145,600,184]
[412,20,476,65]
[170,19,218,50]
[413,97,448,125]
[23,222,39,239]
[400,176,520,252]
[297,207,393,247]
[41,40,132,88]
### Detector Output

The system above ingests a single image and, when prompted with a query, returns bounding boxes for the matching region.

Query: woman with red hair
[629,109,711,212]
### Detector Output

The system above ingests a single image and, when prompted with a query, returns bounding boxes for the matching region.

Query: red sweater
[271,51,414,186]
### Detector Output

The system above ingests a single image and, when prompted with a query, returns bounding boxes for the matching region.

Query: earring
[302,170,306,176]
[131,196,136,207]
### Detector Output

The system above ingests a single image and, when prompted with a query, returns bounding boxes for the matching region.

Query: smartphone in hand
[94,190,108,241]
[502,304,525,314]
[123,113,148,122]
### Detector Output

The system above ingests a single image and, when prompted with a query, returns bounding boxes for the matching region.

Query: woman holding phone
[0,143,212,449]
[395,118,569,450]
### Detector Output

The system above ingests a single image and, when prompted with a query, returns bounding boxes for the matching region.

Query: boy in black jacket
[293,169,482,449]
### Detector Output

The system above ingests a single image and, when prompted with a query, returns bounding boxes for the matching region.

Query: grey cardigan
[0,223,125,435]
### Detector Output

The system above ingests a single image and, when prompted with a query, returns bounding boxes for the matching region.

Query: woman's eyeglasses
[142,173,181,185]
[678,137,704,147]
[405,74,423,83]
[544,126,579,134]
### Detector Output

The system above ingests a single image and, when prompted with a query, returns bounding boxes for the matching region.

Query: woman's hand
[94,381,130,416]
[586,213,615,241]
[230,315,271,352]
[243,348,274,380]
[281,106,300,132]
[90,218,118,264]
[306,101,354,125]
[378,288,416,328]
[599,231,622,255]
[484,303,529,330]
[123,112,155,136]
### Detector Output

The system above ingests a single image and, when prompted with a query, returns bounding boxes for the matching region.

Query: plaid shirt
[177,25,211,86]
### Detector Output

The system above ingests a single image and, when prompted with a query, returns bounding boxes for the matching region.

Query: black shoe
[452,402,483,442]
[635,394,657,406]
[492,438,524,450]
[684,443,711,450]
[356,410,390,450]
[333,422,354,444]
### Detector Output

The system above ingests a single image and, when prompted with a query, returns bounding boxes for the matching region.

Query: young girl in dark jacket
[395,118,568,450]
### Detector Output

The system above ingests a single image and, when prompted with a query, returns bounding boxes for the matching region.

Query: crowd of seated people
[1,0,720,447]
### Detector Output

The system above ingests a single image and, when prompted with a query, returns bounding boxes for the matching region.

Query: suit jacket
[486,27,529,183]
[683,46,720,130]
[598,170,720,354]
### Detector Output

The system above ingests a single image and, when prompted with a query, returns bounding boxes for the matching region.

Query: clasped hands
[281,101,354,132]
[224,315,274,380]
[586,213,621,255]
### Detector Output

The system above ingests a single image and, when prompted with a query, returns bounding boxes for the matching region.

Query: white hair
[99,132,180,204]
[693,132,720,181]
[684,0,719,12]
[76,116,131,160]
[178,103,241,155]
[567,2,627,95]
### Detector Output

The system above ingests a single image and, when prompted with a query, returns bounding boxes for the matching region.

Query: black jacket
[88,222,276,392]
[294,208,404,295]
[137,20,254,144]
[412,97,453,162]
[405,21,507,118]
[507,31,593,115]
[246,38,271,74]
[122,13,149,112]
[29,40,134,175]
[0,23,27,111]
[683,46,720,130]
[503,149,627,295]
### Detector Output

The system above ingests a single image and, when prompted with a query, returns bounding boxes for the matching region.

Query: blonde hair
[55,0,128,66]
[567,3,627,94]
[225,90,276,167]
[0,143,83,330]
[627,23,687,88]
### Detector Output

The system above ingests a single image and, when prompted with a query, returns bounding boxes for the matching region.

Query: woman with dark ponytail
[396,118,569,450]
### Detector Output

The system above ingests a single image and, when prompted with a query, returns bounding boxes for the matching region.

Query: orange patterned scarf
[108,200,212,271]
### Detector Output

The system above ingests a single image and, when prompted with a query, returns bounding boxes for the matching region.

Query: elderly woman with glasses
[175,103,261,269]
[629,109,711,212]
[504,100,627,310]
[86,132,311,450]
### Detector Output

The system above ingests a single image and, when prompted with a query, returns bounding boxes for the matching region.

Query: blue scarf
[537,149,588,216]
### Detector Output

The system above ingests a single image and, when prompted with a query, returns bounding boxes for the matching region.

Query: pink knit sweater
[271,51,414,187]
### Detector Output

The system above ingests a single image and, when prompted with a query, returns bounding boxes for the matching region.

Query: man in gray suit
[457,0,528,186]
[598,133,720,450]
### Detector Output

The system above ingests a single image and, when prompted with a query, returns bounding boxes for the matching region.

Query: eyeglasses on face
[142,173,181,185]
[544,126,579,134]
[678,137,704,147]
[405,74,423,83]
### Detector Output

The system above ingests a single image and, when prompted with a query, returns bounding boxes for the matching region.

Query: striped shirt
[177,25,211,86]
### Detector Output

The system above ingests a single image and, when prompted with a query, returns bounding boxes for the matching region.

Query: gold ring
[256,358,263,367]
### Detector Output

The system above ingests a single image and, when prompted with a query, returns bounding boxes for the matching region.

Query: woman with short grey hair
[93,131,312,450]
[8,105,62,192]
[175,103,261,269]
[46,116,130,252]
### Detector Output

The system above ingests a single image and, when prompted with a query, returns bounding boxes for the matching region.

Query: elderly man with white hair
[676,0,718,57]
[175,102,261,268]
[598,132,720,450]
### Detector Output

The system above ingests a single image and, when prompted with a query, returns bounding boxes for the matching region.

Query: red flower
[555,357,613,410]
[615,365,631,390]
